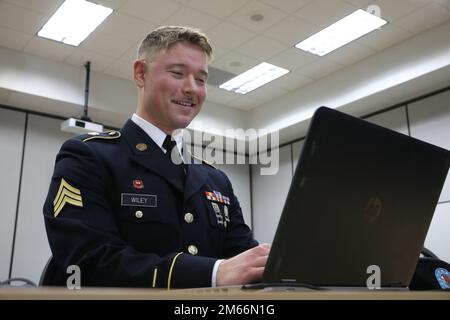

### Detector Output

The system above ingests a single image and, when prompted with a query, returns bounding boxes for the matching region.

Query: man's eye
[170,71,182,76]
[196,78,206,84]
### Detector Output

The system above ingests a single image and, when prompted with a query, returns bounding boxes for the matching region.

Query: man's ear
[133,60,146,88]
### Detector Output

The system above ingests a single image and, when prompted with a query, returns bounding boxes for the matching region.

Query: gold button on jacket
[184,212,194,223]
[188,245,198,255]
[135,210,143,219]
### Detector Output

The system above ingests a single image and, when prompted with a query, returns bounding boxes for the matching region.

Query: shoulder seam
[82,131,121,142]
[192,154,216,169]
[186,149,216,168]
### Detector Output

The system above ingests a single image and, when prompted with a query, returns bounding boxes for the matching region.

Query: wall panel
[408,90,450,202]
[11,115,72,284]
[425,202,450,262]
[365,106,409,135]
[0,108,25,281]
[251,145,292,244]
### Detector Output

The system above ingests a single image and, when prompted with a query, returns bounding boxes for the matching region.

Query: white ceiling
[1,0,449,113]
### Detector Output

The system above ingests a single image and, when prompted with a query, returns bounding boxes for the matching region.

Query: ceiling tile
[294,0,356,28]
[264,16,319,46]
[163,6,221,32]
[260,0,313,14]
[372,0,429,21]
[433,0,450,9]
[65,48,117,73]
[342,0,374,8]
[23,37,75,62]
[119,42,141,64]
[207,22,256,51]
[324,41,376,66]
[394,2,450,34]
[235,35,286,61]
[209,44,231,63]
[104,58,133,81]
[227,94,263,111]
[0,26,32,51]
[296,59,343,79]
[3,0,63,15]
[267,47,318,71]
[80,32,134,59]
[91,0,129,10]
[211,51,259,74]
[120,0,181,24]
[0,2,48,35]
[96,12,157,43]
[226,0,287,33]
[269,71,314,91]
[246,84,288,103]
[206,86,241,104]
[356,23,414,51]
[188,0,250,20]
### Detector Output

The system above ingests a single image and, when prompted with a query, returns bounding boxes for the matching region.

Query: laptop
[253,106,450,289]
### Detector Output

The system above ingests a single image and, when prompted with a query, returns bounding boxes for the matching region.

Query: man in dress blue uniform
[43,26,270,288]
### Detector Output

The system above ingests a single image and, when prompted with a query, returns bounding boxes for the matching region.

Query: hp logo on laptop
[364,197,382,223]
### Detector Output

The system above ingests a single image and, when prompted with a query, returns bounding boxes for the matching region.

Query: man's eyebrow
[167,63,208,77]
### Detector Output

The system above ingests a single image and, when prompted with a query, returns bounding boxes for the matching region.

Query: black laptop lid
[263,106,450,287]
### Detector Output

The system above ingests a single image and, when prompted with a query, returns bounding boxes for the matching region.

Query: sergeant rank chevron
[53,178,83,217]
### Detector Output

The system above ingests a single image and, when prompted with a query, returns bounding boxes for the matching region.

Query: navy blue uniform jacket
[43,119,257,288]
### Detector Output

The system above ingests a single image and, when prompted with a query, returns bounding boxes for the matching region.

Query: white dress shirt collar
[131,113,183,154]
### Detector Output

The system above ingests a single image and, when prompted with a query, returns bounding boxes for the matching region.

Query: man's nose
[182,75,197,94]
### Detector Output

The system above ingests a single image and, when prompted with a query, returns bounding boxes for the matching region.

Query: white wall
[408,90,450,203]
[426,203,450,262]
[251,145,292,244]
[11,115,72,283]
[408,90,450,261]
[365,107,409,135]
[0,108,25,281]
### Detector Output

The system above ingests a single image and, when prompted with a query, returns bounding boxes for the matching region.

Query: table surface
[1,286,449,300]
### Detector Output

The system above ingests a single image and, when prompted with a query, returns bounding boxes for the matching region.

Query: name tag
[121,193,157,207]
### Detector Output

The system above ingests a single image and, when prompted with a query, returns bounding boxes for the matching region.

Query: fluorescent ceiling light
[219,62,289,94]
[295,9,387,56]
[38,0,113,46]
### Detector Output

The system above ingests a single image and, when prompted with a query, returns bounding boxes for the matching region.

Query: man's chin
[171,118,194,131]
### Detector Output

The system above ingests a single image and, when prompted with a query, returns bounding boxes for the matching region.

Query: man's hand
[216,243,271,286]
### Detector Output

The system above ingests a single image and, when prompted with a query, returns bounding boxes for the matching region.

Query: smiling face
[134,41,208,134]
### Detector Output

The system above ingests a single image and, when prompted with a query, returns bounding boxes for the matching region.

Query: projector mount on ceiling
[61,61,104,134]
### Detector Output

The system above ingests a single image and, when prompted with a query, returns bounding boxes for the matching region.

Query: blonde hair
[137,26,213,62]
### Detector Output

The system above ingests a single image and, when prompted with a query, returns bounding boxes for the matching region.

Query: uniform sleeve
[217,169,259,258]
[43,138,216,288]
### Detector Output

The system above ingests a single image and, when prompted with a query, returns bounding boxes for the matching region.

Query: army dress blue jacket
[43,119,257,288]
